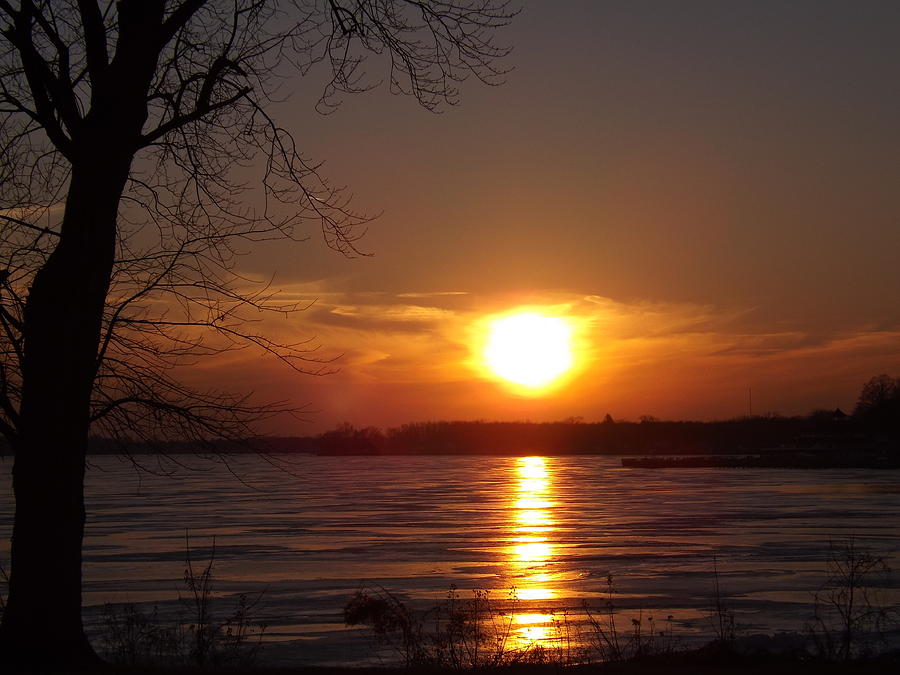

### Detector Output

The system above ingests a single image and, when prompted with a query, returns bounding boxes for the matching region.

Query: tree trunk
[0,3,166,665]
[0,158,131,669]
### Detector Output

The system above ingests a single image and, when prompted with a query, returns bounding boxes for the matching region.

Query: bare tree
[0,1,515,667]
[853,374,900,436]
[810,538,893,660]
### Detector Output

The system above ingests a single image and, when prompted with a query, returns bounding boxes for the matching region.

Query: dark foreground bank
[10,650,900,675]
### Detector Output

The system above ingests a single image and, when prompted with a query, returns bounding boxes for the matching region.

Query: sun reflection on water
[508,456,560,648]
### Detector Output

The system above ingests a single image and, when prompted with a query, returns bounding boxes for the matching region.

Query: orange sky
[182,2,900,433]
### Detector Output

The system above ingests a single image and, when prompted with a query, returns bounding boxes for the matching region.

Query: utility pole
[748,386,752,417]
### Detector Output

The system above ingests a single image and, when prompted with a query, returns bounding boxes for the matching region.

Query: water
[1,454,899,665]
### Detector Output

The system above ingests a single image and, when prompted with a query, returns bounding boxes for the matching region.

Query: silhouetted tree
[319,422,385,453]
[0,1,515,667]
[853,374,900,437]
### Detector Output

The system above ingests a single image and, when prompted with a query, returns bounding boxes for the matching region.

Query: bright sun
[483,313,574,389]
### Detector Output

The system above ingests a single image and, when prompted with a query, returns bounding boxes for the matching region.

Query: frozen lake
[1,453,899,665]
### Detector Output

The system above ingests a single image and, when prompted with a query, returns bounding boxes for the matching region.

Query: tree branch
[1,2,76,156]
[0,211,60,238]
[77,0,109,83]
[159,0,208,47]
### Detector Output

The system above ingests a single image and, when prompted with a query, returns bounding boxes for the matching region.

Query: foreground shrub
[99,534,267,668]
[809,538,895,660]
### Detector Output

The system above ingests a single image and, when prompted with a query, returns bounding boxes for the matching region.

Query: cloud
[396,291,469,298]
[162,282,900,431]
[309,302,455,332]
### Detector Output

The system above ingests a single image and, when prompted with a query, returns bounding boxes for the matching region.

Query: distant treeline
[305,373,900,456]
[2,374,895,458]
[8,412,892,458]
[311,412,875,455]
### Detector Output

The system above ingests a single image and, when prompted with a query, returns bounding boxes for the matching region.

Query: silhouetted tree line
[853,374,900,437]
[310,375,900,456]
[312,415,851,455]
[10,375,892,458]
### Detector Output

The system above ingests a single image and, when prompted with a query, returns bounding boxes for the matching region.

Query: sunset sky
[199,1,900,433]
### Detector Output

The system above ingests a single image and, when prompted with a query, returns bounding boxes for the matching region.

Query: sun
[483,312,574,390]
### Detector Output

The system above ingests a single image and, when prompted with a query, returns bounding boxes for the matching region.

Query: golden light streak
[515,587,556,601]
[516,497,553,510]
[517,509,551,528]
[518,457,548,480]
[514,541,553,563]
[515,613,555,625]
[506,456,561,646]
[516,624,554,642]
[519,477,548,493]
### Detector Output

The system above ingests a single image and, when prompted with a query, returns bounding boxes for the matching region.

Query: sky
[194,1,900,434]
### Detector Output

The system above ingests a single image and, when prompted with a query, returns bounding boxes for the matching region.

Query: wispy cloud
[169,283,900,432]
